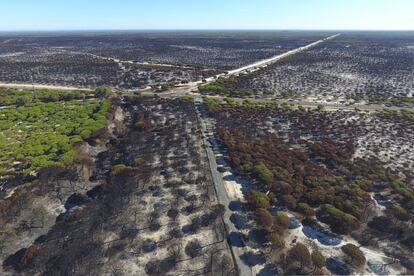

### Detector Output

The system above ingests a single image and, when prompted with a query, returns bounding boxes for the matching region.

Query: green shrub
[239,161,253,173]
[320,204,359,234]
[181,95,194,103]
[391,179,413,199]
[133,157,145,167]
[0,99,109,174]
[224,97,239,106]
[274,211,290,230]
[111,164,128,176]
[203,97,222,110]
[341,244,366,266]
[253,162,273,184]
[94,86,112,98]
[297,202,315,217]
[277,181,293,194]
[199,83,228,95]
[246,190,270,209]
[311,250,326,269]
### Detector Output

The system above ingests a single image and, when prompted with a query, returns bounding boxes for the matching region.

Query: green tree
[311,250,326,270]
[320,204,360,234]
[246,190,270,209]
[297,202,315,217]
[341,244,366,267]
[110,164,128,176]
[95,86,112,98]
[273,211,290,234]
[133,157,145,167]
[253,162,273,184]
[16,96,31,107]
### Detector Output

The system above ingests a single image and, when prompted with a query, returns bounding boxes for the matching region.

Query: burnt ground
[1,96,235,275]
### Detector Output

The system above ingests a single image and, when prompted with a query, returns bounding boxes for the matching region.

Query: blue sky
[1,0,413,31]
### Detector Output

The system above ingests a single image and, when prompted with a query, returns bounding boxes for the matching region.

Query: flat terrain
[205,32,414,107]
[0,31,330,89]
[0,94,236,275]
[1,31,414,276]
[204,99,414,275]
[0,93,107,174]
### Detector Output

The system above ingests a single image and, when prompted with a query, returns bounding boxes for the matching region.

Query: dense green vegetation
[199,76,254,97]
[0,87,94,106]
[0,99,109,174]
[319,204,360,233]
[380,108,414,121]
[253,162,274,184]
[180,95,194,103]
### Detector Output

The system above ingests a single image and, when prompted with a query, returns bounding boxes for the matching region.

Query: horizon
[1,0,414,32]
[1,29,414,34]
[1,1,414,275]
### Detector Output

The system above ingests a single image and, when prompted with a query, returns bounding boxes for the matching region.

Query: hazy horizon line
[1,28,414,33]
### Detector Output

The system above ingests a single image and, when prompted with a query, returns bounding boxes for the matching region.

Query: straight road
[194,97,253,276]
[161,33,341,94]
[0,33,340,97]
[226,33,340,76]
[0,82,92,91]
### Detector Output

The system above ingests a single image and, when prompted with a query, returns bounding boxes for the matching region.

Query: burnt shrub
[145,258,175,275]
[142,239,157,253]
[167,208,179,220]
[185,239,202,258]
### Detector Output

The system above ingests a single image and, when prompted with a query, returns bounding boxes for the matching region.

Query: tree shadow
[230,213,248,230]
[222,173,253,194]
[257,263,280,276]
[326,257,351,276]
[245,229,269,249]
[227,232,245,248]
[240,251,266,267]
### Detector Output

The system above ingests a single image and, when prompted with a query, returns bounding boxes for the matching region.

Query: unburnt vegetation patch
[0,89,109,175]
